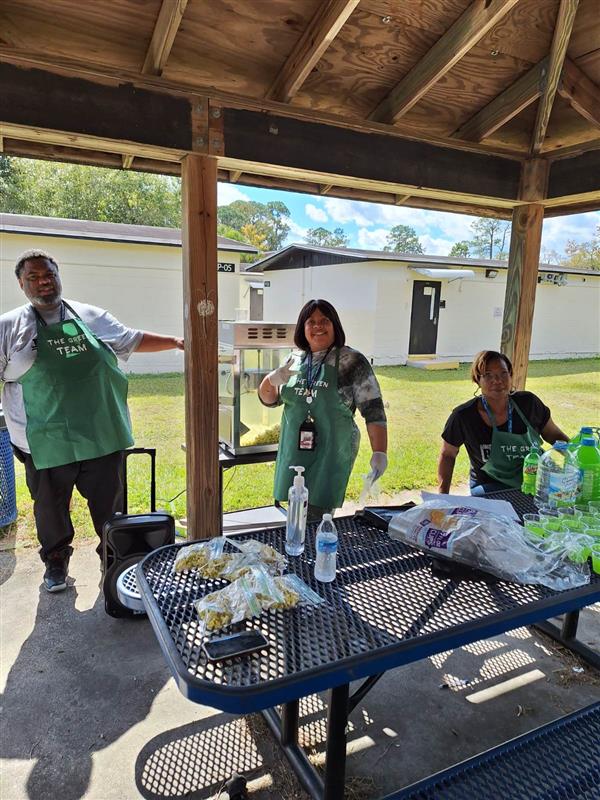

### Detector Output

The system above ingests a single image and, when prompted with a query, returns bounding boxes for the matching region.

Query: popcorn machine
[218,321,295,455]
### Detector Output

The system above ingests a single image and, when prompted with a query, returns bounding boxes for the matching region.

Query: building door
[408,281,441,354]
[249,287,263,320]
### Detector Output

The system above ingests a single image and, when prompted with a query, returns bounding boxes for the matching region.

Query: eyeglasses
[480,370,510,381]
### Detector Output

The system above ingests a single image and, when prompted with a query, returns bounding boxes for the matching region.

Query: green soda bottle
[569,426,597,452]
[521,446,540,495]
[573,437,600,503]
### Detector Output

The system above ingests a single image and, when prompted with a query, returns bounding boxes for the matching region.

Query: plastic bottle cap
[322,513,332,521]
[581,437,596,446]
[581,427,593,434]
[553,442,568,450]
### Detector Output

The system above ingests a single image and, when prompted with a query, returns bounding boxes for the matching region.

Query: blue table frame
[137,502,600,800]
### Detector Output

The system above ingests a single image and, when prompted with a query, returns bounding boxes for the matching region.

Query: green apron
[274,348,355,508]
[480,397,541,488]
[19,303,134,470]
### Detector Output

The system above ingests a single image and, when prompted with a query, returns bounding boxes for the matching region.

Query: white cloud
[323,197,374,227]
[287,219,310,242]
[217,183,252,205]
[305,203,328,223]
[356,227,389,250]
[542,212,599,253]
[420,234,455,255]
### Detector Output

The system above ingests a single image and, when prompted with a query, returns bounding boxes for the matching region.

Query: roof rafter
[142,0,189,76]
[530,0,579,155]
[266,0,360,103]
[558,58,600,129]
[369,0,521,124]
[455,57,549,142]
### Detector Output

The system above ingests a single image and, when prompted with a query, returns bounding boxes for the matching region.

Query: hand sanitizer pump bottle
[286,466,308,555]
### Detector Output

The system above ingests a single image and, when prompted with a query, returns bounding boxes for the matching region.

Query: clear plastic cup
[539,509,559,520]
[560,519,589,534]
[543,518,565,534]
[574,504,590,514]
[579,514,599,528]
[592,544,600,575]
[588,501,600,514]
[557,507,582,518]
[522,514,546,538]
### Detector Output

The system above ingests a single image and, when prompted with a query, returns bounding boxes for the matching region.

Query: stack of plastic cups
[0,407,17,528]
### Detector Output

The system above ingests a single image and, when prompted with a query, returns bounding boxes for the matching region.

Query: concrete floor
[1,539,599,800]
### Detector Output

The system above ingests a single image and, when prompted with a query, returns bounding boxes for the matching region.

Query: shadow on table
[0,583,170,800]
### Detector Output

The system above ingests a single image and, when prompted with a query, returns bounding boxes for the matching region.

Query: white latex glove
[267,355,298,387]
[370,451,388,480]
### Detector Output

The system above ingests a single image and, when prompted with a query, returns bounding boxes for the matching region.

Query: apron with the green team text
[274,348,355,509]
[480,396,541,488]
[18,303,133,470]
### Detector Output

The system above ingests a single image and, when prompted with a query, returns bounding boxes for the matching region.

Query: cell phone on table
[203,631,269,662]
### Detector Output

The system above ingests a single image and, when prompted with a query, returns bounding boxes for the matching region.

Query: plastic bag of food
[388,501,589,591]
[229,539,287,574]
[195,567,322,632]
[174,537,231,575]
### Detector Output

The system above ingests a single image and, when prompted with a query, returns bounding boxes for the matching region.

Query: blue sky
[217,182,599,260]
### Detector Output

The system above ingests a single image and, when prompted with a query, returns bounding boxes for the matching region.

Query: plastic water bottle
[314,514,338,583]
[573,437,600,504]
[285,466,308,556]
[521,446,540,496]
[535,442,580,509]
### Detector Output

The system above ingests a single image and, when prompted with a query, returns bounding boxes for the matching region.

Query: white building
[0,214,260,373]
[250,244,600,365]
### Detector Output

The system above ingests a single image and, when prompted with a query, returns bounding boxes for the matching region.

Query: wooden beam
[547,147,600,198]
[455,58,548,142]
[519,159,549,203]
[0,134,3,153]
[319,184,333,195]
[394,194,411,205]
[558,58,600,129]
[369,0,521,124]
[229,169,242,182]
[501,204,545,388]
[266,0,359,103]
[142,0,189,76]
[223,109,521,203]
[530,0,579,155]
[121,153,134,169]
[181,154,219,540]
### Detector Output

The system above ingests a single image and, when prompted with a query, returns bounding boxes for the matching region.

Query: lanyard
[305,346,333,395]
[32,301,67,326]
[481,395,512,433]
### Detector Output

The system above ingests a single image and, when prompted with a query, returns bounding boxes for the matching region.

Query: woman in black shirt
[438,350,568,495]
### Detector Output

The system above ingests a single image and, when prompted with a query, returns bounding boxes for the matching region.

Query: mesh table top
[137,512,600,713]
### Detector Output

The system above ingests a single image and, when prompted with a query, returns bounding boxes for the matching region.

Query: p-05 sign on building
[218,262,235,273]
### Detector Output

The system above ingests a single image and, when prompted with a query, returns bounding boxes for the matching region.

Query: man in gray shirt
[1,249,184,592]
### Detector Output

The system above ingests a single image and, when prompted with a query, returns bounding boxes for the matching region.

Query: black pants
[14,447,124,561]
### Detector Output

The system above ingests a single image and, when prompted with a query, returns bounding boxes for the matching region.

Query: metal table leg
[262,684,351,800]
[534,610,600,669]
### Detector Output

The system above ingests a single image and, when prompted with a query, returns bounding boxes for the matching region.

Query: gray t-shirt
[0,300,142,452]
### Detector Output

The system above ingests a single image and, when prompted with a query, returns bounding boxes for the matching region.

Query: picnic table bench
[387,701,600,799]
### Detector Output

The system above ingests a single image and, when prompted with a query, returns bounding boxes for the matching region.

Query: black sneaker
[43,551,70,593]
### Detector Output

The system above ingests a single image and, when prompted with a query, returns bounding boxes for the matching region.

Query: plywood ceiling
[1,0,599,159]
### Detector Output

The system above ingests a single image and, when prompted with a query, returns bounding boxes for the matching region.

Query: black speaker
[102,512,175,618]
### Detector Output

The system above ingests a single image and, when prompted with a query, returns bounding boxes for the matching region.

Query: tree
[562,230,600,270]
[383,224,424,254]
[469,217,511,259]
[0,157,182,226]
[305,226,349,247]
[448,241,470,258]
[217,199,290,251]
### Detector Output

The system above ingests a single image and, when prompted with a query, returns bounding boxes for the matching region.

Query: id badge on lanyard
[298,413,317,451]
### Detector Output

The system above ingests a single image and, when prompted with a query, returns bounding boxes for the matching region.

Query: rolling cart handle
[123,448,157,513]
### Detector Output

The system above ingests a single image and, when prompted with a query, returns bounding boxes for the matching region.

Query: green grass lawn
[5,358,599,547]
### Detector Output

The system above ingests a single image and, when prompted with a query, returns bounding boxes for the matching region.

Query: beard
[31,289,62,307]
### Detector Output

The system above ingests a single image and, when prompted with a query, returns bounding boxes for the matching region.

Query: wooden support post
[181,154,219,540]
[501,203,544,389]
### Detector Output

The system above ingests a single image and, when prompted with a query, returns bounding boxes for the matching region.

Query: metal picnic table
[136,490,600,800]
